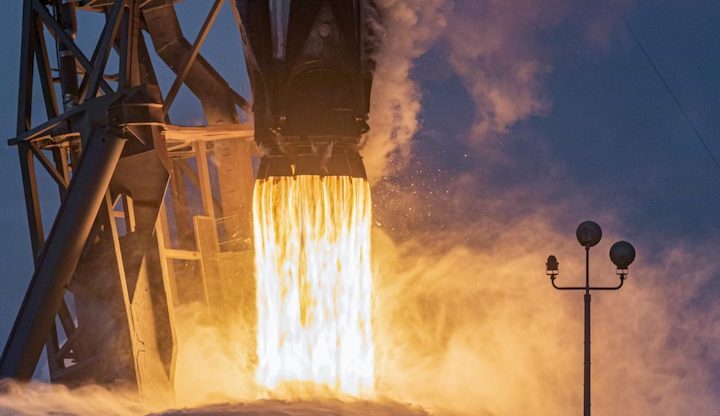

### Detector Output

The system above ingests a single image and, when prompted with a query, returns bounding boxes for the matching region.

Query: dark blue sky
[0,0,718,398]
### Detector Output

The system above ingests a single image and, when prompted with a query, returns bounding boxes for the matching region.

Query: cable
[622,16,720,176]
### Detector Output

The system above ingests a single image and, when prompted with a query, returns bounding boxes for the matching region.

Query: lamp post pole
[545,221,636,416]
[584,247,591,416]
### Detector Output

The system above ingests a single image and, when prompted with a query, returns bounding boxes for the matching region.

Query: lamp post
[545,221,636,416]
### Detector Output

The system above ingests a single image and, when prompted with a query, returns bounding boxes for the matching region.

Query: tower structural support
[2,0,256,402]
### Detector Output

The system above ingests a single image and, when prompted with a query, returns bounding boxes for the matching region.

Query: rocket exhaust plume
[253,175,374,395]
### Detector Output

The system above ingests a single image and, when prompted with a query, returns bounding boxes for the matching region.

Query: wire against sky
[622,16,720,177]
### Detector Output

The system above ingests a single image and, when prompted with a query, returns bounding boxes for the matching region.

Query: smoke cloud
[0,380,149,415]
[364,0,449,181]
[443,0,557,139]
[365,0,639,177]
[369,194,720,415]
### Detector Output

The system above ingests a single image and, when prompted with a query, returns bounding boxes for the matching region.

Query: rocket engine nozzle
[257,138,367,179]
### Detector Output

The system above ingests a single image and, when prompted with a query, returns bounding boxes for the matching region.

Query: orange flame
[252,176,375,396]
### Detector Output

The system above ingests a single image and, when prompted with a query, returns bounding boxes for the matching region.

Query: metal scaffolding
[2,0,255,403]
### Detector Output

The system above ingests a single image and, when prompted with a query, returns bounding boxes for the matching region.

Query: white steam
[364,0,448,181]
[0,380,149,416]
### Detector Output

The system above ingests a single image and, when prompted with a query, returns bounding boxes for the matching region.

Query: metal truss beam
[80,0,125,101]
[163,0,225,115]
[0,123,127,379]
[28,144,69,190]
[33,0,114,95]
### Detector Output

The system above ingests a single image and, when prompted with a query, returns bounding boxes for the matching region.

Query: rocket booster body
[235,0,378,179]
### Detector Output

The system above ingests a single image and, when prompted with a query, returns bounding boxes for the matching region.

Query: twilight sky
[0,0,718,413]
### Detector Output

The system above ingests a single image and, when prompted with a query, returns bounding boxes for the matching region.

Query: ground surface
[153,400,429,416]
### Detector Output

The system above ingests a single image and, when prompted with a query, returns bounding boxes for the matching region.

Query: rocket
[234,0,378,179]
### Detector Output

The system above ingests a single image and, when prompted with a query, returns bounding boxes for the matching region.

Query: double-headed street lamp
[545,221,636,416]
